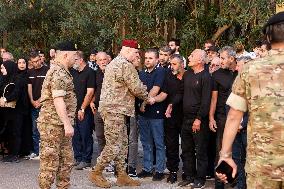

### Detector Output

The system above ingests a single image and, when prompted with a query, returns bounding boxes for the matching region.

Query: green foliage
[0,0,276,58]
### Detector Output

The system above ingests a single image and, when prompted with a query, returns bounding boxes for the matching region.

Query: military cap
[263,11,284,34]
[56,41,78,51]
[122,39,139,49]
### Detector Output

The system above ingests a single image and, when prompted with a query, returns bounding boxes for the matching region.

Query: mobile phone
[215,161,238,185]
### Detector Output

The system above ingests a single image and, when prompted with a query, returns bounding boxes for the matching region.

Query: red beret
[122,39,139,49]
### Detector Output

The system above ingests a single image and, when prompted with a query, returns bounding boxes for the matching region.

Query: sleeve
[196,73,212,119]
[226,69,248,112]
[161,74,169,94]
[153,68,165,87]
[123,63,148,101]
[28,70,32,84]
[87,69,95,89]
[50,70,68,98]
[5,79,24,102]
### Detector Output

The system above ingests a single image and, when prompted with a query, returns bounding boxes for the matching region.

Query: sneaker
[127,166,137,177]
[74,162,91,170]
[25,153,38,160]
[30,155,40,160]
[104,164,115,173]
[167,172,177,184]
[3,155,20,163]
[152,172,164,181]
[137,170,152,178]
[192,182,205,189]
[178,176,194,187]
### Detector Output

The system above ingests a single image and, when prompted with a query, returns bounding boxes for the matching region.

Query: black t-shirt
[94,68,104,108]
[28,65,49,101]
[161,71,183,120]
[212,68,238,115]
[173,69,211,120]
[71,66,95,111]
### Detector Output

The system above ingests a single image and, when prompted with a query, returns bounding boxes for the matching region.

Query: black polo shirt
[161,71,183,121]
[212,68,238,115]
[173,69,211,120]
[71,65,95,111]
[28,65,49,101]
[138,66,166,119]
[94,68,104,108]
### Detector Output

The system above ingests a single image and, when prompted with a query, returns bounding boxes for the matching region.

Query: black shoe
[137,170,152,178]
[152,172,164,181]
[3,155,19,163]
[178,177,194,187]
[192,181,206,189]
[127,166,137,177]
[167,172,177,184]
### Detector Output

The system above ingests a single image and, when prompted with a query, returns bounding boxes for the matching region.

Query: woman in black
[0,60,26,162]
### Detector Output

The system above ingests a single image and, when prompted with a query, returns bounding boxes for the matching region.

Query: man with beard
[168,38,187,68]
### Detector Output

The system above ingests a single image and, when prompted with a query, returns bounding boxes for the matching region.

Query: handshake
[139,96,156,112]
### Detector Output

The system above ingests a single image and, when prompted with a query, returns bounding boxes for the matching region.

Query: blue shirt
[138,66,166,119]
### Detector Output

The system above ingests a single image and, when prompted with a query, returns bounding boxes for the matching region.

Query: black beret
[56,41,78,51]
[263,11,284,34]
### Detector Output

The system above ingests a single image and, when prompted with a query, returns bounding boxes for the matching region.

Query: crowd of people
[0,11,283,189]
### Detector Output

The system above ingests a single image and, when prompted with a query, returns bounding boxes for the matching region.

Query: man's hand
[216,157,237,184]
[0,98,5,107]
[209,118,217,132]
[165,104,172,118]
[147,96,156,105]
[32,100,41,108]
[64,124,74,137]
[140,101,146,113]
[78,110,85,121]
[90,102,97,115]
[192,119,201,133]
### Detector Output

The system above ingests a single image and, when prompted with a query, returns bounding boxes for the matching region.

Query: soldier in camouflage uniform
[89,39,149,188]
[216,12,284,189]
[37,42,78,189]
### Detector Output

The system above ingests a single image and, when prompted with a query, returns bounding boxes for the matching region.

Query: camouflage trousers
[96,112,128,171]
[247,172,284,189]
[38,123,74,189]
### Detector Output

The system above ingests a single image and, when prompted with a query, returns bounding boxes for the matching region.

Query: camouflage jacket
[226,50,284,179]
[37,62,77,125]
[98,55,148,116]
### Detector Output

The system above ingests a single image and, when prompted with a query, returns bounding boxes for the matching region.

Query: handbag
[0,83,17,108]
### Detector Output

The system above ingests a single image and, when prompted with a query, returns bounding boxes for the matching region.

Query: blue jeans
[72,111,94,163]
[31,108,40,155]
[232,129,247,189]
[138,116,165,173]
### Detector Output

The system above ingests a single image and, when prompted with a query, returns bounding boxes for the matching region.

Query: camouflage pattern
[37,62,77,189]
[38,123,74,189]
[98,55,148,117]
[247,172,284,189]
[38,62,77,125]
[96,112,128,171]
[226,50,284,184]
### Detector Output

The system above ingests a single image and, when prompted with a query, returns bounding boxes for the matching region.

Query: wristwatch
[80,108,85,113]
[219,151,232,158]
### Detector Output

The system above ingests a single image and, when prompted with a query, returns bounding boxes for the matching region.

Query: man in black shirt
[27,51,49,159]
[158,46,172,69]
[208,46,237,189]
[167,49,211,188]
[71,51,95,170]
[150,54,185,184]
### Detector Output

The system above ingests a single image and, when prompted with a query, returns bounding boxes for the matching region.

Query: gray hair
[236,56,252,63]
[3,52,14,61]
[169,54,184,64]
[219,46,236,58]
[159,46,172,54]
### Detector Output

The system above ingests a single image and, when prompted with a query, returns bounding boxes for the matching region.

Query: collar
[145,64,158,73]
[54,61,72,76]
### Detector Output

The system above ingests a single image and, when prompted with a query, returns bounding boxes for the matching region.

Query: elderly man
[89,40,149,188]
[167,49,211,188]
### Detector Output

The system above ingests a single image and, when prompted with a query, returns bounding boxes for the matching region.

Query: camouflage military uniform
[226,50,284,189]
[97,55,148,171]
[37,62,77,189]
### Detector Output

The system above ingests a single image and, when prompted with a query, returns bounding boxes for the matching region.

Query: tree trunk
[212,24,232,41]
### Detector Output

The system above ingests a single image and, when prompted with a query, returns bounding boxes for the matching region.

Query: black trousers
[164,117,182,172]
[181,117,209,183]
[215,113,227,189]
[207,130,216,177]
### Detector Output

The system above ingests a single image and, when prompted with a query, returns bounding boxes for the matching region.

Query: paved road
[0,136,219,189]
